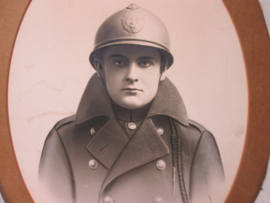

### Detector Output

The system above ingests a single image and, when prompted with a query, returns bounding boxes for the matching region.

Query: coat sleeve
[189,130,225,203]
[39,127,75,203]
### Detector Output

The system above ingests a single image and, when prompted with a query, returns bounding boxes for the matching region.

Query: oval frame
[0,0,269,202]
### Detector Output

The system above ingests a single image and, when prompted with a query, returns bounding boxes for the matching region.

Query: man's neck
[112,102,152,122]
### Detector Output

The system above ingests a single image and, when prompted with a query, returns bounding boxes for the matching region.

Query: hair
[158,49,169,73]
[90,45,169,74]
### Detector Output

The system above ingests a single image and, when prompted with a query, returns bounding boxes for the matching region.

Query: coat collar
[75,73,189,126]
[111,101,151,122]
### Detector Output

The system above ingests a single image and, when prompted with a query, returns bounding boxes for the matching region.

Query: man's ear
[160,68,167,81]
[93,58,104,78]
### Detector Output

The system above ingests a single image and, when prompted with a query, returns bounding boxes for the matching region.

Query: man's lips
[122,88,143,92]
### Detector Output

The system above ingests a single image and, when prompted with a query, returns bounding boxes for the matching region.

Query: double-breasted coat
[39,74,224,203]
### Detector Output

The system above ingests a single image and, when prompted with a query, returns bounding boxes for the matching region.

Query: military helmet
[89,4,174,69]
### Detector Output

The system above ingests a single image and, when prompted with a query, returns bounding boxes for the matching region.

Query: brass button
[89,159,98,170]
[127,122,137,131]
[156,160,166,171]
[154,196,163,203]
[104,196,113,203]
[156,127,164,136]
[90,127,97,136]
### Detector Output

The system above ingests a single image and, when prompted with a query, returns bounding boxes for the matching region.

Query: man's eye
[114,60,126,66]
[139,61,152,67]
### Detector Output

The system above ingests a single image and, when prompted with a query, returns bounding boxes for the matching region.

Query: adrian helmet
[89,4,174,69]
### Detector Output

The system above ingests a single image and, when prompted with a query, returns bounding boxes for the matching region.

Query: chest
[61,116,186,203]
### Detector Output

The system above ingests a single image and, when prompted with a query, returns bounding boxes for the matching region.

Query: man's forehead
[104,45,160,58]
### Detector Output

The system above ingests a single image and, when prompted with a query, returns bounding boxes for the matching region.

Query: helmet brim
[89,41,174,69]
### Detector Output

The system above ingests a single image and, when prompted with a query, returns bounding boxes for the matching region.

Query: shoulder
[41,115,76,154]
[41,114,108,164]
[46,115,109,144]
[186,120,224,175]
[175,119,208,145]
[54,114,76,130]
[188,119,220,152]
[174,118,221,158]
[42,115,76,144]
[185,119,218,144]
[39,116,77,173]
[188,119,207,133]
[188,119,218,150]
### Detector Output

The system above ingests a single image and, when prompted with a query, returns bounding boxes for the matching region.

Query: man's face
[101,45,163,110]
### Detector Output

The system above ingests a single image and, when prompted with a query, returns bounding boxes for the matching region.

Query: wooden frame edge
[0,0,33,202]
[222,0,270,202]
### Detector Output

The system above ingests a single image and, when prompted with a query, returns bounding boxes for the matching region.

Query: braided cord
[171,134,176,195]
[177,136,189,203]
[169,118,189,203]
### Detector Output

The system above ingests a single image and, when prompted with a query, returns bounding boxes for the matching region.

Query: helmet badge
[121,12,145,34]
[126,4,140,10]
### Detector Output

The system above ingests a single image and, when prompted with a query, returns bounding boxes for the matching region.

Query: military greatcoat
[39,73,224,203]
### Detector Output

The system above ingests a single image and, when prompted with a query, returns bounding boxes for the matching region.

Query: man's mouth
[122,88,143,92]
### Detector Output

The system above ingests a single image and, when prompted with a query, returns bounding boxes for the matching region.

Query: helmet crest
[121,13,145,34]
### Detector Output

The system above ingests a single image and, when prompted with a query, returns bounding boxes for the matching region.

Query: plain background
[1,0,269,203]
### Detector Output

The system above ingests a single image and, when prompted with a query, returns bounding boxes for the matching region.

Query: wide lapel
[75,73,112,125]
[86,113,129,170]
[101,118,169,192]
[146,78,189,126]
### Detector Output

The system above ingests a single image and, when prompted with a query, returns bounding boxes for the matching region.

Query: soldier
[39,4,224,203]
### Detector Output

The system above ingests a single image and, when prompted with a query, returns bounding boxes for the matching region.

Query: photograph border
[0,0,269,202]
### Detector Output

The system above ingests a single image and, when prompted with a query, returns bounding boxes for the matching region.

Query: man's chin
[117,99,145,110]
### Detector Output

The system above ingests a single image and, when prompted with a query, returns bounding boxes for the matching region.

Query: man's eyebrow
[138,56,157,61]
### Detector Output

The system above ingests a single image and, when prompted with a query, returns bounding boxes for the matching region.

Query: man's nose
[126,63,139,82]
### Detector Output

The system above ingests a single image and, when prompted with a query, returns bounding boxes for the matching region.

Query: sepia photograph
[6,0,251,202]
